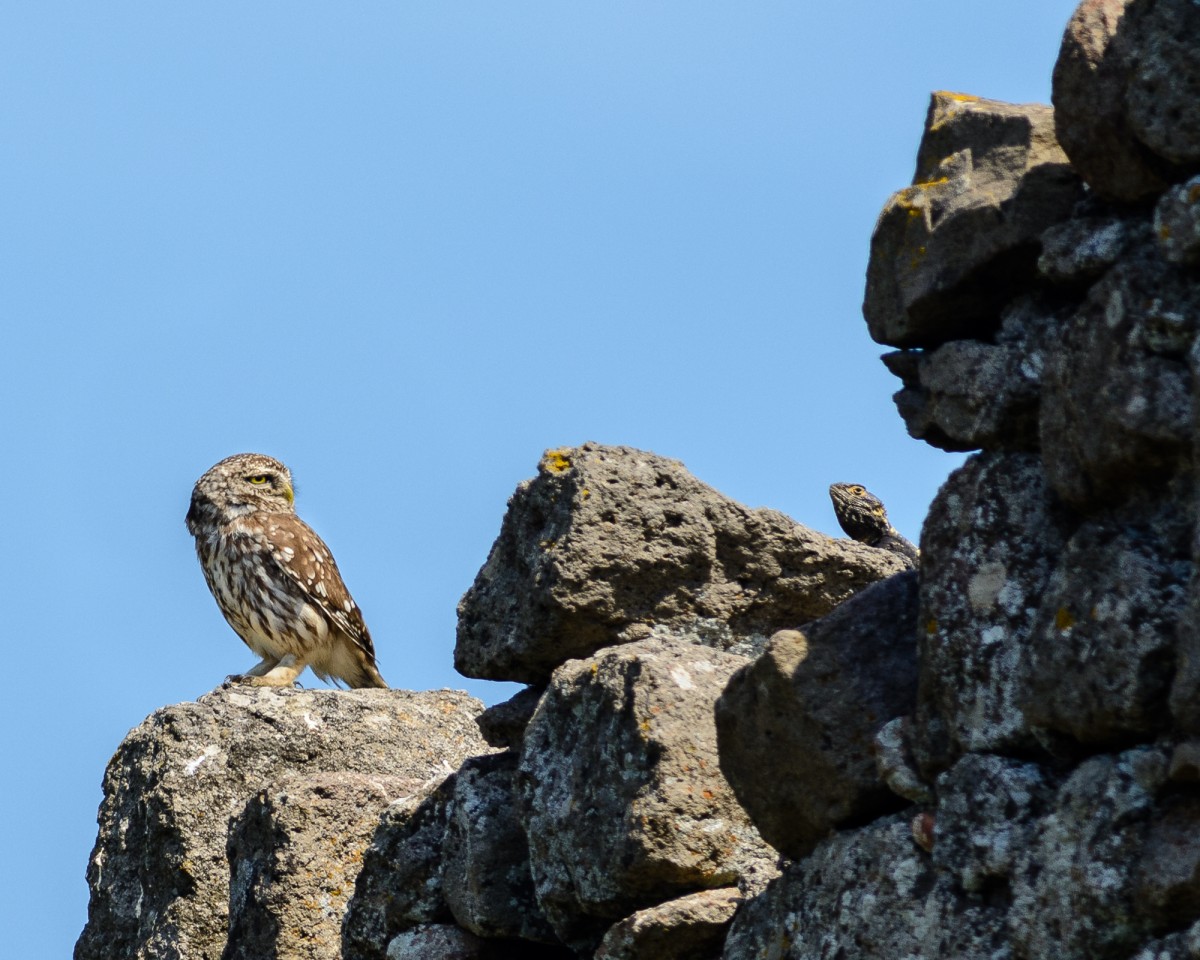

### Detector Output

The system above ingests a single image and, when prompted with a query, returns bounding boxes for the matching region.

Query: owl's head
[186,453,296,531]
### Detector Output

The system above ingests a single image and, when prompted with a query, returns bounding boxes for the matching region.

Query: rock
[457,443,906,684]
[933,754,1055,895]
[344,775,461,960]
[225,772,417,960]
[1039,214,1135,284]
[75,687,489,960]
[1156,176,1200,267]
[889,296,1066,452]
[715,571,919,860]
[516,636,776,954]
[594,889,741,960]
[1135,795,1200,931]
[912,452,1071,775]
[721,814,1009,960]
[1039,234,1196,511]
[475,685,544,749]
[1021,504,1190,746]
[1009,746,1169,960]
[441,753,556,943]
[386,926,489,960]
[1053,0,1200,201]
[863,92,1082,349]
[1053,0,1168,201]
[874,716,933,805]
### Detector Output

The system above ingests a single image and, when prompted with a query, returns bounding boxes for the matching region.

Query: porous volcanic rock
[225,772,418,960]
[715,570,919,860]
[863,92,1081,349]
[516,636,776,954]
[594,889,741,960]
[75,687,488,960]
[457,443,906,684]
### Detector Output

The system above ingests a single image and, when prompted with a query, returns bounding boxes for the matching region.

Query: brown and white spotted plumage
[185,453,387,688]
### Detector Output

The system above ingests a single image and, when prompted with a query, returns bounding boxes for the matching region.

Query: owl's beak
[283,484,295,505]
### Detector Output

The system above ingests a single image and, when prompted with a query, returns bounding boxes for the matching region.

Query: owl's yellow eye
[247,475,269,485]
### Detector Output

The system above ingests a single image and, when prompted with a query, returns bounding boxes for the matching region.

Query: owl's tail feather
[351,662,388,689]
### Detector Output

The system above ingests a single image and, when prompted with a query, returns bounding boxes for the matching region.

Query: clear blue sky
[1,3,1078,955]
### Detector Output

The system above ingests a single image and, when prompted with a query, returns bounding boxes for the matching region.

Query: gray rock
[1156,176,1200,267]
[912,452,1070,775]
[75,686,489,960]
[1039,215,1135,284]
[1022,505,1190,746]
[1052,0,1170,202]
[594,889,741,960]
[889,296,1066,452]
[475,685,543,749]
[863,92,1082,349]
[442,753,556,943]
[457,443,906,684]
[386,926,489,960]
[225,772,418,960]
[1009,746,1169,960]
[721,815,1010,960]
[874,715,933,804]
[1053,0,1200,202]
[933,754,1055,895]
[517,636,776,954]
[715,571,919,860]
[1040,236,1196,511]
[344,775,460,960]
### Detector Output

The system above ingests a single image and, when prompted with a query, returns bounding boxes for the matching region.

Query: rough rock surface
[517,636,777,954]
[594,889,741,960]
[75,687,488,960]
[1053,0,1200,201]
[225,772,417,960]
[912,452,1071,774]
[456,442,908,684]
[715,570,919,859]
[721,815,1010,960]
[863,91,1082,348]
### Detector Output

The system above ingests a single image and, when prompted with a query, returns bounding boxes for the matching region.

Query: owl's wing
[261,513,379,662]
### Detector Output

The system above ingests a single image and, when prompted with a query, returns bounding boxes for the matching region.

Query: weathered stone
[1022,505,1190,746]
[517,636,776,954]
[721,814,1010,960]
[386,926,488,960]
[1135,795,1200,931]
[913,452,1071,775]
[344,775,460,960]
[1053,0,1170,201]
[1127,928,1200,960]
[1124,0,1200,170]
[890,296,1065,452]
[1040,235,1196,511]
[863,92,1082,348]
[457,443,906,684]
[442,752,556,943]
[874,715,933,804]
[75,687,489,960]
[1156,176,1200,267]
[1009,746,1169,960]
[715,571,918,859]
[1053,0,1200,202]
[594,889,741,960]
[933,754,1055,895]
[1039,214,1135,283]
[475,685,543,749]
[225,772,417,960]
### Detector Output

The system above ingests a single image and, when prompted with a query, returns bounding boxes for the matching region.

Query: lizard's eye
[850,485,865,495]
[247,475,270,485]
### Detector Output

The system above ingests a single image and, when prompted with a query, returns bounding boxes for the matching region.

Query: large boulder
[516,636,777,954]
[457,443,906,684]
[715,570,919,860]
[863,92,1082,349]
[1053,0,1200,202]
[75,687,489,960]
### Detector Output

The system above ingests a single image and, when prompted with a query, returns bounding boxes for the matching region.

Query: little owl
[186,453,387,688]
